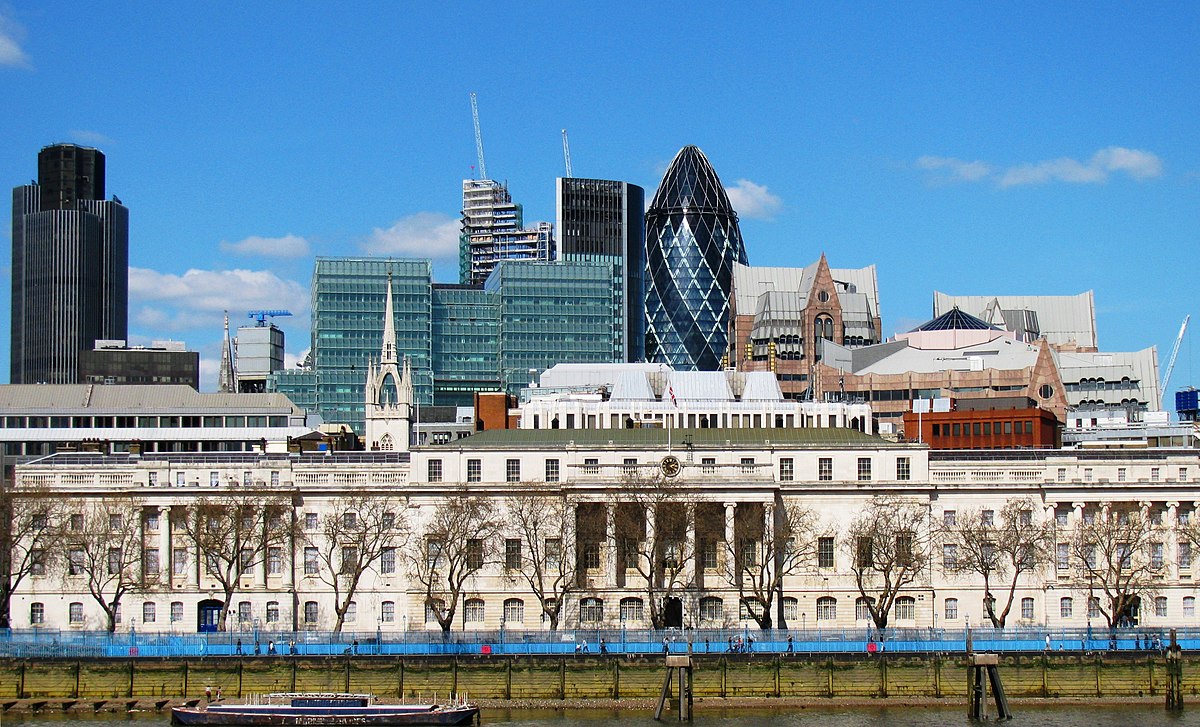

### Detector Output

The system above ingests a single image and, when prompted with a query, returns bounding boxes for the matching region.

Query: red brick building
[903,406,1061,449]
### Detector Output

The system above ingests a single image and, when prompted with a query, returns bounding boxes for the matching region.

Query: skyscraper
[459,179,554,285]
[556,177,646,362]
[644,145,747,371]
[11,144,129,384]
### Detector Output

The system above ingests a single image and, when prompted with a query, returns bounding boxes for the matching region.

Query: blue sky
[1,3,1198,394]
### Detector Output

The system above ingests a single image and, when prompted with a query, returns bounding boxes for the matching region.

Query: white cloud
[724,179,782,220]
[284,348,311,370]
[129,267,309,331]
[362,212,460,259]
[220,234,310,258]
[70,129,114,146]
[915,156,993,182]
[0,12,30,68]
[918,147,1164,188]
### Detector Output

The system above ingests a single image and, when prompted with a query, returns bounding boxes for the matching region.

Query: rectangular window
[210,471,219,487]
[381,547,396,574]
[818,458,833,481]
[701,539,718,570]
[702,457,716,474]
[381,601,395,623]
[505,538,522,570]
[427,459,442,482]
[1152,542,1164,569]
[582,541,601,570]
[305,512,318,530]
[238,601,251,623]
[1155,596,1168,618]
[1180,467,1189,482]
[856,537,873,568]
[1180,541,1193,570]
[266,602,279,623]
[1056,508,1069,526]
[267,547,282,575]
[545,458,559,481]
[466,539,484,570]
[857,458,871,481]
[981,509,994,527]
[340,546,358,574]
[146,512,160,530]
[304,601,318,623]
[1118,467,1127,482]
[943,543,958,569]
[1022,598,1034,620]
[466,459,481,482]
[144,549,160,575]
[1056,543,1070,570]
[1084,468,1093,482]
[171,602,184,623]
[740,457,755,474]
[779,457,794,482]
[69,602,83,623]
[818,536,835,568]
[896,457,911,481]
[506,459,521,482]
[623,458,638,476]
[943,510,957,527]
[1057,467,1067,483]
[304,547,318,575]
[944,599,958,620]
[973,422,981,436]
[173,548,187,576]
[545,538,562,570]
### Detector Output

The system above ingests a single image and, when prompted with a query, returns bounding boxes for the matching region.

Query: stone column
[685,504,697,586]
[604,504,616,585]
[1072,502,1086,527]
[158,506,171,583]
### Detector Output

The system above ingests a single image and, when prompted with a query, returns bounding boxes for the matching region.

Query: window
[740,457,755,474]
[856,537,873,568]
[1057,467,1067,483]
[1155,596,1168,618]
[1056,509,1069,527]
[1181,467,1189,482]
[1180,542,1193,569]
[69,602,83,624]
[1019,509,1033,527]
[145,549,160,575]
[107,547,122,575]
[855,597,874,621]
[580,597,604,624]
[270,471,280,487]
[943,510,957,527]
[1056,543,1070,571]
[503,598,524,623]
[1021,598,1034,620]
[341,511,357,529]
[1117,467,1127,482]
[701,539,718,570]
[981,509,994,527]
[895,597,915,620]
[70,513,84,531]
[944,598,958,620]
[818,458,833,481]
[466,459,481,483]
[857,458,872,481]
[702,457,716,474]
[896,457,911,481]
[699,596,723,622]
[304,547,318,575]
[466,539,484,571]
[425,599,446,623]
[143,602,157,623]
[344,601,357,623]
[68,548,84,576]
[622,458,638,476]
[1185,597,1195,618]
[581,541,601,570]
[1087,597,1101,619]
[238,601,251,623]
[1152,542,1164,569]
[265,601,279,623]
[304,601,318,624]
[267,547,282,575]
[943,544,958,569]
[341,546,359,574]
[506,459,521,482]
[583,458,599,475]
[239,548,252,571]
[1060,597,1073,618]
[818,537,835,568]
[381,601,395,623]
[108,513,123,531]
[427,459,442,482]
[1084,468,1093,482]
[546,538,562,570]
[173,548,187,576]
[896,534,914,566]
[381,547,396,574]
[619,597,643,623]
[779,457,794,482]
[545,459,559,482]
[816,596,837,621]
[172,601,184,623]
[305,513,318,530]
[783,597,799,621]
[30,602,44,625]
[146,512,160,531]
[740,600,764,621]
[505,539,522,570]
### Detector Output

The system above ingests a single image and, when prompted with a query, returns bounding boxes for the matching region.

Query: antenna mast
[561,129,573,178]
[470,92,488,180]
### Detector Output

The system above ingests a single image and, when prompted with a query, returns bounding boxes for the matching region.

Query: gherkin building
[644,145,748,370]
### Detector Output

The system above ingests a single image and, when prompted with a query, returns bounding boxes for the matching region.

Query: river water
[0,705,1190,727]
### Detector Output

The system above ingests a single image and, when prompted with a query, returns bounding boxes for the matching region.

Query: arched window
[815,315,834,342]
[1060,597,1073,618]
[503,598,524,623]
[782,597,799,621]
[855,597,874,621]
[264,601,278,624]
[143,601,156,623]
[1184,597,1195,618]
[580,597,604,624]
[381,601,395,623]
[698,597,723,623]
[895,596,916,621]
[816,596,837,621]
[425,599,446,623]
[944,598,958,620]
[1021,597,1035,620]
[464,598,485,623]
[69,602,83,624]
[619,597,643,623]
[1155,596,1168,618]
[378,433,394,451]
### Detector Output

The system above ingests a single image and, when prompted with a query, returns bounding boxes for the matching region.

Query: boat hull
[171,706,479,727]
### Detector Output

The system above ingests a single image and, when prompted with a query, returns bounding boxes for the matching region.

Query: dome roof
[647,145,738,216]
[912,306,999,332]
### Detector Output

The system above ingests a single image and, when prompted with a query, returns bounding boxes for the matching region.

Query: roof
[933,291,1097,349]
[0,385,303,414]
[849,336,1042,376]
[533,363,785,402]
[430,427,899,450]
[732,262,880,318]
[913,307,998,332]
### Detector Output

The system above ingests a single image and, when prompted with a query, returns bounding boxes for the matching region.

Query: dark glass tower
[644,146,747,370]
[556,177,646,362]
[11,144,128,384]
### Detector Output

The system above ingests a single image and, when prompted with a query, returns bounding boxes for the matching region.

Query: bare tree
[178,488,294,631]
[613,472,695,630]
[844,496,932,632]
[0,483,64,627]
[723,497,822,630]
[56,496,145,632]
[405,493,499,634]
[941,497,1054,628]
[504,487,578,631]
[301,494,407,632]
[1070,504,1166,629]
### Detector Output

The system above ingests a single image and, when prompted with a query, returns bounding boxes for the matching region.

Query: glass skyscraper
[644,145,747,371]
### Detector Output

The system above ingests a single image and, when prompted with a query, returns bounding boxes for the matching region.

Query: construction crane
[470,92,488,180]
[247,310,293,327]
[561,129,573,178]
[1161,314,1190,402]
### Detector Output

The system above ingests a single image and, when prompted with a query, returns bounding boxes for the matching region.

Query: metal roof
[0,384,303,414]
[933,291,1097,349]
[431,427,898,450]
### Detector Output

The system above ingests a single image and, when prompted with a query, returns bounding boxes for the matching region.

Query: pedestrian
[787,635,794,653]
[727,636,734,653]
[205,687,212,702]
[582,639,589,653]
[352,639,359,655]
[235,639,243,655]
[662,636,669,654]
[1045,634,1051,652]
[254,639,261,655]
[599,639,607,654]
[289,640,297,655]
[268,640,276,655]
[746,635,754,653]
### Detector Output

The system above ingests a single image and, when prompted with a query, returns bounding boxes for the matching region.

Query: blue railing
[0,625,1193,659]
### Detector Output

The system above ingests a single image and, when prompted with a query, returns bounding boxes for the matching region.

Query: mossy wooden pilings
[1166,629,1184,712]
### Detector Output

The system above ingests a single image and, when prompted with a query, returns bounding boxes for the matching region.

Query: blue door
[198,600,223,633]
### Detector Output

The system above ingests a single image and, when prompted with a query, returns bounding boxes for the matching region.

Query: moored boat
[170,693,479,726]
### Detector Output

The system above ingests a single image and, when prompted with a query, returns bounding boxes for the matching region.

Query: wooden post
[182,660,189,698]
[612,659,620,700]
[129,658,135,698]
[506,657,513,700]
[397,659,404,700]
[558,658,566,700]
[720,656,727,698]
[18,659,25,699]
[345,657,352,694]
[934,653,942,698]
[656,655,693,722]
[450,657,458,699]
[879,655,888,699]
[826,657,834,697]
[1041,654,1048,698]
[74,661,82,698]
[1094,653,1101,698]
[1166,628,1184,711]
[237,659,244,698]
[291,659,297,692]
[773,654,781,698]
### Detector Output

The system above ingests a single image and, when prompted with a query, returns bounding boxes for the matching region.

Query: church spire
[381,271,397,365]
[218,311,236,393]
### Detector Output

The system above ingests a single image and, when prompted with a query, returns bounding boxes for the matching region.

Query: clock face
[661,455,681,478]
